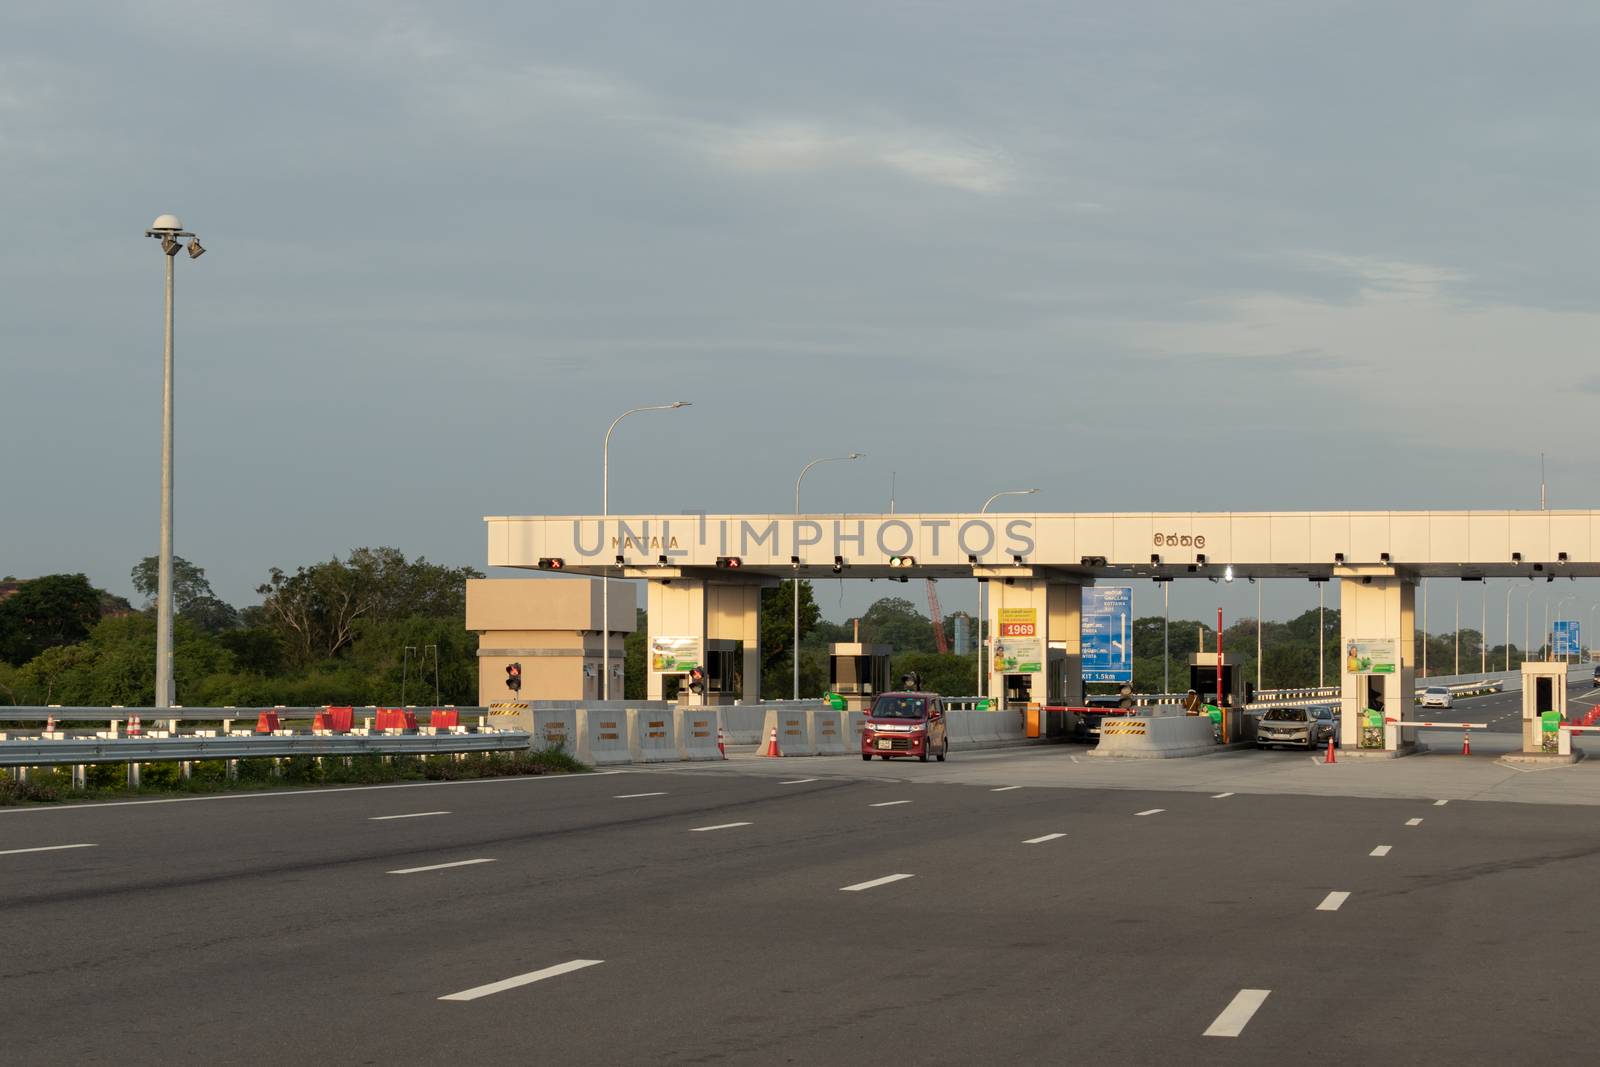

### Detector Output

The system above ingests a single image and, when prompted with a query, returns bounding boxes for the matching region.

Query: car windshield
[1426,688,1448,695]
[871,696,928,719]
[1313,708,1332,719]
[1263,709,1308,722]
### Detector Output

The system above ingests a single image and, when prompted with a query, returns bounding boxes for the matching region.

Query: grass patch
[0,745,587,807]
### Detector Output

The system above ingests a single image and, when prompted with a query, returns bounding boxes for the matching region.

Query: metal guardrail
[0,731,532,768]
[0,705,486,724]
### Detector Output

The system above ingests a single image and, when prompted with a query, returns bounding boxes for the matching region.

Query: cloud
[697,120,1014,193]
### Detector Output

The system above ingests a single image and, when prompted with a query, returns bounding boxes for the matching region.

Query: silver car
[1257,707,1316,748]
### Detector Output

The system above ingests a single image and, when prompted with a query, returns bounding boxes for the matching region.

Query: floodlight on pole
[144,213,205,710]
[601,402,691,700]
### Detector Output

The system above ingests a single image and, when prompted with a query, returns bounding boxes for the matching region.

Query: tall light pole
[601,402,690,700]
[1317,579,1325,688]
[1254,577,1262,694]
[792,452,863,699]
[1480,581,1487,675]
[1421,579,1428,678]
[1505,582,1523,672]
[144,214,204,709]
[976,489,1038,702]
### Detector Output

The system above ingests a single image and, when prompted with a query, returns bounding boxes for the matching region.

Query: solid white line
[1370,845,1392,857]
[1434,799,1449,806]
[439,959,604,1002]
[1023,833,1066,845]
[1317,891,1351,912]
[1135,808,1165,816]
[613,792,667,799]
[1212,792,1235,799]
[0,843,97,857]
[388,858,496,875]
[0,771,627,816]
[689,822,751,832]
[1406,818,1424,826]
[369,811,451,821]
[779,779,818,785]
[1204,989,1271,1038]
[991,785,1022,792]
[870,800,912,807]
[841,873,914,892]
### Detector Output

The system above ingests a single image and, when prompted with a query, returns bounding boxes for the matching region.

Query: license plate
[877,739,893,750]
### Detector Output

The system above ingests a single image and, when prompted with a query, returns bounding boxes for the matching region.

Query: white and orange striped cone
[44,711,55,734]
[1462,730,1471,756]
[128,714,142,737]
[761,727,782,758]
[1324,736,1336,764]
[717,725,727,759]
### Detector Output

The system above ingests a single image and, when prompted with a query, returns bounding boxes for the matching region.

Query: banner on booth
[650,636,702,673]
[1344,638,1397,675]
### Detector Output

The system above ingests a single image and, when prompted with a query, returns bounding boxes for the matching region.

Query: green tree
[130,555,239,633]
[759,581,822,695]
[858,596,937,653]
[255,547,482,665]
[0,573,105,665]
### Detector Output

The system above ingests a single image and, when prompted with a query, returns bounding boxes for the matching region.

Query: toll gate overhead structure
[486,510,1600,749]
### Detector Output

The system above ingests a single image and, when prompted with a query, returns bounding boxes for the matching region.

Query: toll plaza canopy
[487,510,1600,580]
[485,510,1600,746]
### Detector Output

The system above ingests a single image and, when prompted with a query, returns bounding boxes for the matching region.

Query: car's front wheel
[862,753,871,761]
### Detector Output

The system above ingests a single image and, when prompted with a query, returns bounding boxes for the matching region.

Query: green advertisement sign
[1344,638,1397,675]
[649,636,702,673]
[992,636,1042,674]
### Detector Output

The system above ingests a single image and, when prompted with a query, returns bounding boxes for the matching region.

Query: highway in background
[4,759,1600,1063]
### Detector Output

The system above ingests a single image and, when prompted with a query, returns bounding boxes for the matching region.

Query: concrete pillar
[1337,570,1417,749]
[988,576,1084,716]
[647,578,707,702]
[647,576,770,702]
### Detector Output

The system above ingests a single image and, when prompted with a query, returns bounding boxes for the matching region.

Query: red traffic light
[715,556,742,569]
[537,558,565,570]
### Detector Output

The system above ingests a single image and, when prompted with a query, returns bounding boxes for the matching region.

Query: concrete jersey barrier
[759,707,817,756]
[628,708,677,763]
[1090,712,1215,759]
[576,707,631,766]
[675,708,722,761]
[813,711,851,755]
[719,706,767,746]
[532,707,578,753]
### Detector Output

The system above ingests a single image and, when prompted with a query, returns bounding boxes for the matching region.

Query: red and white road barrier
[1557,724,1600,756]
[1384,718,1486,754]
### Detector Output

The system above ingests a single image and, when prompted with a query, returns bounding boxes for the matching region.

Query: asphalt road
[4,761,1600,1064]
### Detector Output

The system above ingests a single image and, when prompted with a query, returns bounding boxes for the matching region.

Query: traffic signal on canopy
[715,556,742,569]
[537,558,564,570]
[888,555,916,568]
[505,662,522,693]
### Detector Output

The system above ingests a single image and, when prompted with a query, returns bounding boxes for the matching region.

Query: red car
[861,692,949,762]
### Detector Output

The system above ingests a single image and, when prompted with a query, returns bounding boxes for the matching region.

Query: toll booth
[671,639,743,706]
[1189,652,1254,743]
[829,643,892,711]
[1520,660,1567,753]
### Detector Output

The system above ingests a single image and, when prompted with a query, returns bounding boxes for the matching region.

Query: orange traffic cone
[1324,736,1336,764]
[128,714,142,737]
[762,727,782,758]
[44,711,55,733]
[1462,730,1471,756]
[717,725,728,760]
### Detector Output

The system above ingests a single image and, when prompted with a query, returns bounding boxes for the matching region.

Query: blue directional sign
[1082,586,1133,683]
[1553,619,1581,657]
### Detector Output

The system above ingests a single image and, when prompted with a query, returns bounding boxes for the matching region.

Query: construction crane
[926,579,949,654]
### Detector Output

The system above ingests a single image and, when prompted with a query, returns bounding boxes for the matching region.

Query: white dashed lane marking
[1135,809,1165,816]
[841,873,914,892]
[1212,793,1235,799]
[1204,989,1271,1038]
[1317,891,1351,912]
[370,811,451,821]
[439,959,604,1002]
[1406,818,1424,827]
[1023,833,1066,845]
[991,786,1022,792]
[1370,845,1392,857]
[689,822,752,832]
[0,843,98,856]
[870,800,912,808]
[613,793,667,799]
[388,858,495,875]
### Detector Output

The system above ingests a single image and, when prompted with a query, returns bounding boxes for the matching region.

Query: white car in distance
[1420,686,1453,709]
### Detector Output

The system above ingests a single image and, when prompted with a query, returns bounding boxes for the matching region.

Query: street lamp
[792,452,863,699]
[601,402,690,700]
[976,489,1038,703]
[1505,582,1524,672]
[144,214,205,709]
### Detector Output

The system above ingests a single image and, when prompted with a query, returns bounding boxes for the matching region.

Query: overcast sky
[4,1,1598,635]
